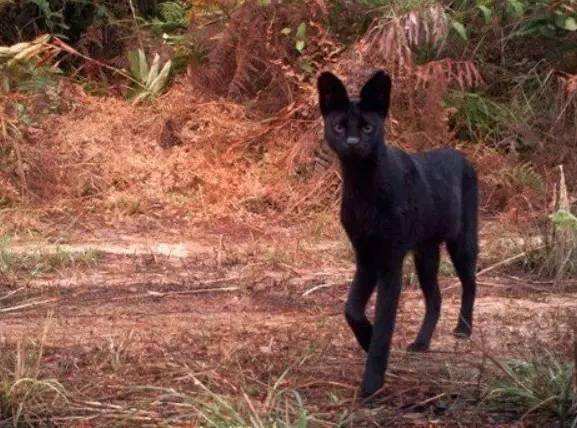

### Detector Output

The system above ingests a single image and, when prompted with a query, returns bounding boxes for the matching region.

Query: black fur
[317,71,479,398]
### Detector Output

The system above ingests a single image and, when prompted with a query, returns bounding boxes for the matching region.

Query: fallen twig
[148,287,240,297]
[476,280,551,292]
[295,380,357,390]
[302,282,343,297]
[402,392,446,412]
[0,287,26,302]
[110,286,240,301]
[476,246,545,277]
[0,298,57,313]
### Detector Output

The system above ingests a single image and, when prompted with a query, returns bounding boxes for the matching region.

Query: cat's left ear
[359,70,391,117]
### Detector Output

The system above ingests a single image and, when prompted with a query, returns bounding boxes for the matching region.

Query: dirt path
[1,237,575,426]
[8,239,212,258]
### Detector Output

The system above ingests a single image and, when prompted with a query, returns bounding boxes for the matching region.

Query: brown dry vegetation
[0,37,523,240]
[1,0,577,426]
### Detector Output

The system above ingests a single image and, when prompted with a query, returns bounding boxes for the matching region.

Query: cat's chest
[340,195,399,238]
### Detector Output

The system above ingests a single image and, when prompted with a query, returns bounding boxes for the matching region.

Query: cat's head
[317,70,391,160]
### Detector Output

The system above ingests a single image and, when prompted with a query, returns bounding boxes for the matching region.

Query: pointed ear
[317,72,349,117]
[359,70,392,117]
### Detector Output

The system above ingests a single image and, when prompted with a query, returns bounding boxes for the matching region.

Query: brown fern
[356,3,449,75]
[554,71,577,142]
[415,59,484,90]
[190,0,328,113]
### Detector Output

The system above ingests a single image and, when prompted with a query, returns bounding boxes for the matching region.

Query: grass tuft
[0,320,69,426]
[486,351,576,425]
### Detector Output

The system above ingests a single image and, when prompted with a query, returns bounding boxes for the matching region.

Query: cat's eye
[334,123,345,133]
[362,124,373,133]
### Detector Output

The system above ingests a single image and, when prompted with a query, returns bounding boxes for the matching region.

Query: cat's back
[409,147,473,190]
[408,147,473,240]
[411,147,468,172]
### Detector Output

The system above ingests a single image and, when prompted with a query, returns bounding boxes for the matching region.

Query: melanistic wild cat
[317,70,479,398]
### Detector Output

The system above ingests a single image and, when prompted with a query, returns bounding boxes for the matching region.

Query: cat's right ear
[317,72,349,117]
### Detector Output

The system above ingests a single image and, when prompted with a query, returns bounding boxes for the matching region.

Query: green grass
[0,238,103,278]
[445,91,519,145]
[486,352,577,426]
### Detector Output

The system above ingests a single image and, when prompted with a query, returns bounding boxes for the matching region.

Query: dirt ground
[1,222,575,427]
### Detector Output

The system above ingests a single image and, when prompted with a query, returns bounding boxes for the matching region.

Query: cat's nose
[346,136,360,146]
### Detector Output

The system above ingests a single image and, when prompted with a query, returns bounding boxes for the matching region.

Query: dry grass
[555,71,577,143]
[0,319,69,426]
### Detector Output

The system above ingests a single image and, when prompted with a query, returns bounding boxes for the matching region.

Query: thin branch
[50,37,145,89]
[476,246,546,277]
[109,287,240,302]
